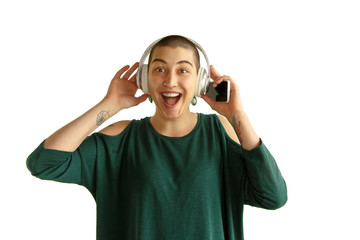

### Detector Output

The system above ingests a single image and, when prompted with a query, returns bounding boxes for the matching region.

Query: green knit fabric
[27,113,287,240]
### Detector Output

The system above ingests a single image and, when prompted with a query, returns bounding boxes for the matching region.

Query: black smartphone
[206,80,230,103]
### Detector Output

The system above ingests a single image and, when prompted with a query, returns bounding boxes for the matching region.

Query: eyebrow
[151,58,194,67]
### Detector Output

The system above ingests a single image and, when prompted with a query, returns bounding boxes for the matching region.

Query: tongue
[164,96,179,106]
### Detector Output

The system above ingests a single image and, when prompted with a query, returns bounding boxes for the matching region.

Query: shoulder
[215,115,240,144]
[98,120,132,136]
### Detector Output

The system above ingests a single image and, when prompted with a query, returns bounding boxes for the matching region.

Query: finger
[114,65,130,79]
[201,94,217,109]
[129,64,139,83]
[212,76,224,87]
[134,94,149,106]
[129,73,137,83]
[221,76,237,91]
[122,62,139,80]
[212,80,219,88]
[216,75,236,88]
[210,65,222,80]
[213,76,231,88]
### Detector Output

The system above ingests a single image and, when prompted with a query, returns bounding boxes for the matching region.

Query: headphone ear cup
[140,64,149,94]
[195,67,207,97]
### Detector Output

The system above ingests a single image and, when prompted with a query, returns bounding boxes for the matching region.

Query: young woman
[27,35,287,240]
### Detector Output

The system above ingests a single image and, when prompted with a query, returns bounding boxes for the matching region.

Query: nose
[163,70,178,88]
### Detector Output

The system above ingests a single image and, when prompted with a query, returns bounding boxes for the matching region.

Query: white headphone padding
[140,64,149,94]
[195,67,207,97]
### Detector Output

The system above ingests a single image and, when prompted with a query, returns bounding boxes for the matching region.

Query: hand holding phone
[206,80,230,103]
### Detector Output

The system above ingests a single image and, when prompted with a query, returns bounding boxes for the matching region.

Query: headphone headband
[136,35,211,97]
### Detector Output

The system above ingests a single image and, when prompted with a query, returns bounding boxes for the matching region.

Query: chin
[156,102,192,121]
[157,107,187,120]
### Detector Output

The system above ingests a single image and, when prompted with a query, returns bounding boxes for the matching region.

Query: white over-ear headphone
[136,35,211,97]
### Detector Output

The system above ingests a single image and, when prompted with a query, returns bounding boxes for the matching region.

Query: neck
[150,110,198,137]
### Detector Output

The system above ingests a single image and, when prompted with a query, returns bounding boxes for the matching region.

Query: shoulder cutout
[216,115,240,144]
[98,120,131,136]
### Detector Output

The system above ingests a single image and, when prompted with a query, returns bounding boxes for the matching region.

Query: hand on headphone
[104,62,149,113]
[201,65,245,122]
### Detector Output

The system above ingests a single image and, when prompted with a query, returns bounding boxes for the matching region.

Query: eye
[155,67,165,73]
[179,69,189,74]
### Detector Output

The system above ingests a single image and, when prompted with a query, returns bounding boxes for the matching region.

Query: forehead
[150,46,196,65]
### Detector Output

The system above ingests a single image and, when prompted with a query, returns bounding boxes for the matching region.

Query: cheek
[185,76,197,93]
[179,80,197,102]
[147,75,161,92]
[180,72,197,86]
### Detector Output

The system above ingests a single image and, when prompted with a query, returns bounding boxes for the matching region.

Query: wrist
[99,97,125,117]
[226,107,246,124]
[231,110,260,150]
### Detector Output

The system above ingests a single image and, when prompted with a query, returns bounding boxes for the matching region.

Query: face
[148,46,197,120]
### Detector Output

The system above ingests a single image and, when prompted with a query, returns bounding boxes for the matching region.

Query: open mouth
[161,92,182,108]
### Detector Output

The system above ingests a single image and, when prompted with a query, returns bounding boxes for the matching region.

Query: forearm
[44,98,118,152]
[230,110,260,151]
[242,141,287,209]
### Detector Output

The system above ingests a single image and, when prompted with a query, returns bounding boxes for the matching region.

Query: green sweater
[27,113,287,240]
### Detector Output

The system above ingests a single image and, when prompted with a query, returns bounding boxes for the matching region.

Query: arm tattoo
[232,116,243,144]
[96,110,110,126]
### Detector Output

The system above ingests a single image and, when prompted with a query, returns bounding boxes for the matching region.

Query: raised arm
[202,65,260,150]
[204,66,287,209]
[44,62,148,152]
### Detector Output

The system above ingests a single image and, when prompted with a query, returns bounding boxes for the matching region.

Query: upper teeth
[162,93,180,97]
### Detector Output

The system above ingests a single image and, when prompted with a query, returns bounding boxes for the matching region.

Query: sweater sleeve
[227,139,288,210]
[26,135,97,197]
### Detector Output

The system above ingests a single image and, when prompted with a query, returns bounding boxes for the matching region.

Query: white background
[1,0,359,239]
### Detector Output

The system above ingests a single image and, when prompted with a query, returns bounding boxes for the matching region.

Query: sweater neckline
[146,113,202,140]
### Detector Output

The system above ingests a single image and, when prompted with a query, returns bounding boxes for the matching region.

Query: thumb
[201,95,216,110]
[134,94,149,106]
